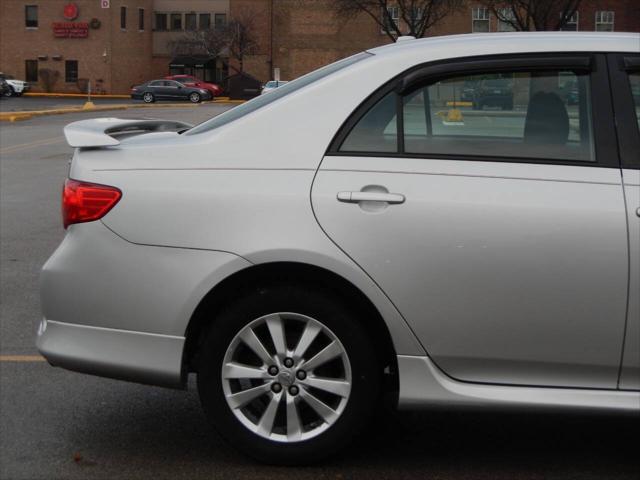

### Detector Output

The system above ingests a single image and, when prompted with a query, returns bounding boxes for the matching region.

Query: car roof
[368,32,640,58]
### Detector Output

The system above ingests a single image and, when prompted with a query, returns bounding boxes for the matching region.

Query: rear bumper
[37,319,185,388]
[38,220,250,387]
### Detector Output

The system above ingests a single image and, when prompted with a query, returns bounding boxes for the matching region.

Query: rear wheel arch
[184,262,398,393]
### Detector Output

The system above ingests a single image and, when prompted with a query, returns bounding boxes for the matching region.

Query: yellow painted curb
[0,355,46,362]
[0,100,245,122]
[3,114,33,122]
[446,101,472,107]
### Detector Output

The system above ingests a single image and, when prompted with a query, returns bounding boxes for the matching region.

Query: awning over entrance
[169,55,216,68]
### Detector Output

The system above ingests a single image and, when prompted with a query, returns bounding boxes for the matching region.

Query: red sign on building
[53,22,89,38]
[54,3,87,38]
[63,3,79,20]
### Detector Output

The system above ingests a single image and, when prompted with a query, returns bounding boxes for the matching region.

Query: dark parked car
[131,80,212,103]
[0,78,10,97]
[473,78,514,110]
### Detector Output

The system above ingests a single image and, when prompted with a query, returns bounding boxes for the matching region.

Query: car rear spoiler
[63,118,193,148]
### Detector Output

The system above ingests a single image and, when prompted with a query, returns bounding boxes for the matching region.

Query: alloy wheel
[221,312,352,443]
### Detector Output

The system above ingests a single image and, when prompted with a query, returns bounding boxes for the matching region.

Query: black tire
[3,86,14,97]
[142,92,154,103]
[197,283,382,465]
[189,92,201,103]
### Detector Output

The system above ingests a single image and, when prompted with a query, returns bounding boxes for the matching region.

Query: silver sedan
[38,32,640,464]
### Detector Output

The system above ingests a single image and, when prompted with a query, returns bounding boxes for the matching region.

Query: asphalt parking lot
[0,95,141,112]
[1,102,639,480]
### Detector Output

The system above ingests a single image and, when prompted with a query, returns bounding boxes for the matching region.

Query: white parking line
[0,136,65,155]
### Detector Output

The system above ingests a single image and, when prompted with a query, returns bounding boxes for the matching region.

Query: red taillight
[62,178,122,229]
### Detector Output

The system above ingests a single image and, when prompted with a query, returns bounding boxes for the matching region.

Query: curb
[24,92,130,99]
[0,100,245,122]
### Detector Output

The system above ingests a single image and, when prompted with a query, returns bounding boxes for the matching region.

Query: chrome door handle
[337,191,405,204]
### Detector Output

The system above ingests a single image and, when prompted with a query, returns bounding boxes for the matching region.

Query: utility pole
[269,0,274,80]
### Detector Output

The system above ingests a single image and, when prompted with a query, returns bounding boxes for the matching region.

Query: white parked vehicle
[261,80,289,94]
[0,73,30,96]
[38,33,640,464]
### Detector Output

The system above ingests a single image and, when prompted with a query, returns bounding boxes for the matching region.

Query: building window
[138,8,144,31]
[25,5,38,28]
[410,7,423,23]
[25,60,38,82]
[120,6,127,29]
[560,11,578,31]
[185,13,197,31]
[383,6,399,32]
[199,13,211,30]
[472,7,490,32]
[497,8,516,31]
[65,60,78,83]
[214,13,226,30]
[595,11,614,31]
[170,13,182,30]
[154,13,167,31]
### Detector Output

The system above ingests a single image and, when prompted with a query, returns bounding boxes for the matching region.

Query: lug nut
[271,382,282,393]
[283,357,294,368]
[268,365,279,376]
[296,370,307,380]
[288,385,299,396]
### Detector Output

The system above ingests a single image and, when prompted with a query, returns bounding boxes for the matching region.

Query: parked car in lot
[261,80,289,94]
[39,33,640,465]
[0,73,29,97]
[130,79,211,103]
[164,75,223,97]
[472,77,514,110]
[0,78,10,97]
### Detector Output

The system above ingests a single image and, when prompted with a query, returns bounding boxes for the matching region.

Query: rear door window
[339,68,594,163]
[404,70,593,162]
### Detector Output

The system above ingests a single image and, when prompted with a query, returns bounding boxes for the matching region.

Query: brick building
[234,0,640,84]
[0,0,638,94]
[0,0,229,94]
[0,0,154,94]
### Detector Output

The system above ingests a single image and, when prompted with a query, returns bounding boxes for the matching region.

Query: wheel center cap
[277,370,294,387]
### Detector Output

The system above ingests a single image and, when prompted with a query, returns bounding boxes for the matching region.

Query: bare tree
[38,69,60,93]
[479,0,584,31]
[168,26,228,58]
[227,14,259,74]
[168,13,257,74]
[333,0,463,42]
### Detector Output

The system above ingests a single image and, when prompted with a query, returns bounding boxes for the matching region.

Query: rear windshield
[186,52,372,135]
